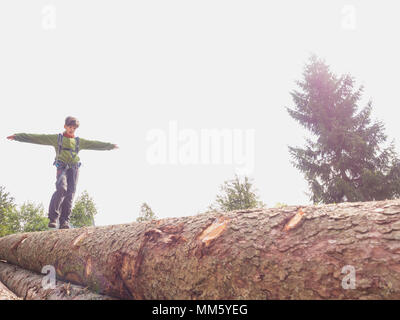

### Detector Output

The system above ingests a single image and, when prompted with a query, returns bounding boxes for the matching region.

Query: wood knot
[198,216,230,247]
[284,208,305,231]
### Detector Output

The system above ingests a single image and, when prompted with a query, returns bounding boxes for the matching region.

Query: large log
[0,199,400,299]
[0,261,115,300]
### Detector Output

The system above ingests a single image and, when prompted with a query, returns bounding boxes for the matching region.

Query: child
[6,116,118,229]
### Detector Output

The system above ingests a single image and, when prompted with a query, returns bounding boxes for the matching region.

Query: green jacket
[14,133,115,164]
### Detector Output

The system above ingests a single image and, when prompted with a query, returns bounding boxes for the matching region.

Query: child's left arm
[79,138,117,151]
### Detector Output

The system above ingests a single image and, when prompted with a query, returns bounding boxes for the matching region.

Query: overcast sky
[1,1,399,226]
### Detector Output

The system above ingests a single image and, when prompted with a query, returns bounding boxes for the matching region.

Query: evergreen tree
[137,203,157,222]
[0,186,14,206]
[0,186,17,237]
[0,186,15,222]
[287,55,400,204]
[209,175,265,211]
[70,191,98,227]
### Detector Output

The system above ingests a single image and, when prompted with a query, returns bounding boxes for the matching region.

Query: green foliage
[0,209,16,237]
[0,186,17,237]
[70,190,97,227]
[287,55,400,204]
[17,202,49,232]
[274,202,288,208]
[209,175,266,211]
[1,188,99,235]
[1,199,49,236]
[0,186,15,213]
[137,203,157,222]
[0,186,15,224]
[3,208,22,234]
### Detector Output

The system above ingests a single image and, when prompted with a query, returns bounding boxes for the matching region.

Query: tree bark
[0,199,399,299]
[0,277,20,300]
[0,261,115,300]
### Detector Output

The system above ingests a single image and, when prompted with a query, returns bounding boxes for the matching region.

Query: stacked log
[0,261,114,300]
[0,278,20,300]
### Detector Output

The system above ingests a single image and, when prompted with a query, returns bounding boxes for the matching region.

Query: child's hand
[113,144,119,149]
[6,135,16,140]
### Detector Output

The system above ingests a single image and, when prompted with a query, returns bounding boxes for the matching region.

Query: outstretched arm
[7,133,57,146]
[79,138,117,151]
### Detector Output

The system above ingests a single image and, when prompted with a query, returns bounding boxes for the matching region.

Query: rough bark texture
[0,261,115,300]
[0,278,20,300]
[0,199,399,299]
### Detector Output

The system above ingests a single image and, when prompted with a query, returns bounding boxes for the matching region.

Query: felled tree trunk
[0,278,20,300]
[0,199,400,299]
[0,261,115,300]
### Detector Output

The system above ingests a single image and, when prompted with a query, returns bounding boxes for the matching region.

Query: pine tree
[287,55,400,204]
[209,175,265,211]
[137,203,157,222]
[0,186,15,221]
[0,187,16,237]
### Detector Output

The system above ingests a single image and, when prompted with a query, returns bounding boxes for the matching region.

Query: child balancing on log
[6,116,118,229]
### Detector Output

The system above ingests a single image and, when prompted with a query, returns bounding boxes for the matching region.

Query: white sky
[0,0,399,226]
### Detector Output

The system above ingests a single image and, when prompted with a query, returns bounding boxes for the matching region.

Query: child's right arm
[9,133,58,146]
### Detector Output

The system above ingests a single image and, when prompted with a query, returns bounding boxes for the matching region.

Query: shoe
[59,222,70,229]
[48,221,57,228]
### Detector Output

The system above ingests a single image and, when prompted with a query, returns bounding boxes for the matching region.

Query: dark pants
[48,166,79,225]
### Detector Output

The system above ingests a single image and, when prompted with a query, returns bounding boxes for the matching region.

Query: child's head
[64,116,79,135]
